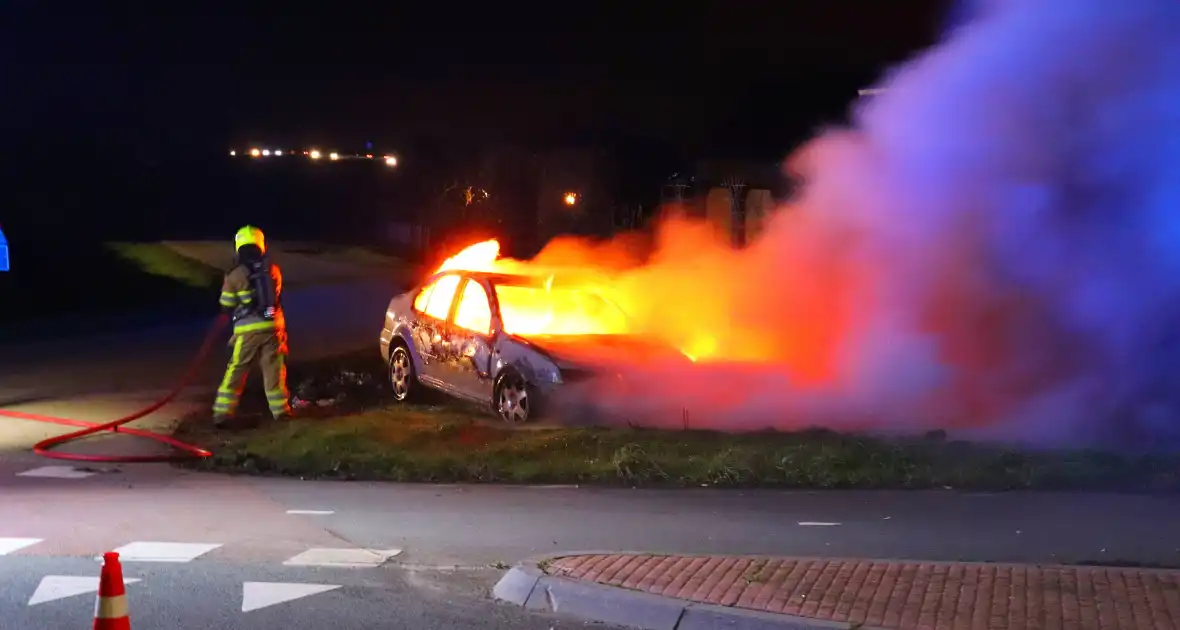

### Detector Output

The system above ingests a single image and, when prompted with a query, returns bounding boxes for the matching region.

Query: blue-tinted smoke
[581,0,1180,450]
[805,0,1180,447]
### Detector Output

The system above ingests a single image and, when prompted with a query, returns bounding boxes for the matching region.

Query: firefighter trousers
[212,329,291,419]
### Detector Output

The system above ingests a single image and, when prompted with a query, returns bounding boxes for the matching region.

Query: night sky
[11,2,945,159]
[1,2,949,244]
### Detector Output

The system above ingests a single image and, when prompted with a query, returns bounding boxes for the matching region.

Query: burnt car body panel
[381,271,567,407]
[379,270,684,414]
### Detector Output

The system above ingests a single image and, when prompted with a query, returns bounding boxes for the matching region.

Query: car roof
[426,269,533,282]
[426,269,569,287]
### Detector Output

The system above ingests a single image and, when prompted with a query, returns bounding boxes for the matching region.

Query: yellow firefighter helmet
[234,225,266,253]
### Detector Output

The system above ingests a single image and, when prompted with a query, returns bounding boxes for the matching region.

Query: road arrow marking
[798,522,841,526]
[0,537,42,555]
[28,576,140,606]
[286,510,334,515]
[242,582,340,612]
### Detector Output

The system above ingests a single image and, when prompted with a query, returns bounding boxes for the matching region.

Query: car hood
[513,334,688,369]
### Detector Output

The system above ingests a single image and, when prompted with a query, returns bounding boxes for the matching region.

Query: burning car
[379,241,690,422]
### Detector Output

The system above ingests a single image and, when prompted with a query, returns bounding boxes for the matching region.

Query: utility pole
[721,174,747,247]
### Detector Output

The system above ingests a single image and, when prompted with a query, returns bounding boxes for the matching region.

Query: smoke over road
[447,0,1180,448]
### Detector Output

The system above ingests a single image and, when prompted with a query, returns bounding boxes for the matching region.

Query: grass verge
[175,356,1180,490]
[2,240,414,329]
[106,242,223,288]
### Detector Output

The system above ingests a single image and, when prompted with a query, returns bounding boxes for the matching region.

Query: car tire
[388,345,419,403]
[493,368,542,424]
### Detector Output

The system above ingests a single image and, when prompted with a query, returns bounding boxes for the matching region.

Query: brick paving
[544,554,1180,630]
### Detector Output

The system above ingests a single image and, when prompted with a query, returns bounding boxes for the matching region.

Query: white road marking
[109,542,222,563]
[797,522,841,526]
[28,576,140,606]
[286,510,335,515]
[16,466,95,479]
[282,547,402,568]
[0,538,42,555]
[242,582,341,612]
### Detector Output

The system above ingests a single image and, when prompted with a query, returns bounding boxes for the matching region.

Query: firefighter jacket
[218,262,287,335]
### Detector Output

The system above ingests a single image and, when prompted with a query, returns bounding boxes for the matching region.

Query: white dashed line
[16,466,95,479]
[109,541,223,563]
[242,582,341,612]
[797,522,841,527]
[0,538,43,555]
[286,510,335,515]
[282,547,402,568]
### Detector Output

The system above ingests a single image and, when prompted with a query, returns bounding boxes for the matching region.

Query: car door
[409,272,463,387]
[440,277,498,402]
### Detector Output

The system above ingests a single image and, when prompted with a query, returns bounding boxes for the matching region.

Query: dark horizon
[9,2,945,157]
[2,1,949,247]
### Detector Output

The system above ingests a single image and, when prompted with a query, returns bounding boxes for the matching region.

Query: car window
[454,279,493,335]
[412,283,434,312]
[422,274,461,320]
[493,283,630,335]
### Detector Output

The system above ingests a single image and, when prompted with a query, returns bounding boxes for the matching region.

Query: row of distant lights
[230,148,398,167]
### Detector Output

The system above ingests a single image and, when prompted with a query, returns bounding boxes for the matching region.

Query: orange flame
[424,209,861,382]
[431,239,632,337]
[435,239,502,274]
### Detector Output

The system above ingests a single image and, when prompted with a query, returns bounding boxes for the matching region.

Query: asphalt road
[248,479,1180,569]
[1,454,1178,628]
[3,274,1179,628]
[0,276,399,401]
[0,459,633,630]
[0,276,400,454]
[0,557,619,630]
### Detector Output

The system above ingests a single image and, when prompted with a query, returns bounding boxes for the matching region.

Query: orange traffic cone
[93,552,131,630]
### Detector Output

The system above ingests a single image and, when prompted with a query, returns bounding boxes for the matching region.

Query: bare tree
[614,203,645,231]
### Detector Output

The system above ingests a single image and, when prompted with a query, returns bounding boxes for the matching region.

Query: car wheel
[388,345,418,402]
[494,369,540,424]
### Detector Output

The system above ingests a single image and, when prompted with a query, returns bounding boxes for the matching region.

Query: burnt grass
[174,351,1180,491]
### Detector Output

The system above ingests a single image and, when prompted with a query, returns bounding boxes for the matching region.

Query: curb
[492,552,871,630]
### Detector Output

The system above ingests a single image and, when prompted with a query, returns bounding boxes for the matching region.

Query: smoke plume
[527,0,1180,448]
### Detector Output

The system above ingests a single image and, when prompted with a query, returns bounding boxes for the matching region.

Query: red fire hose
[0,315,229,463]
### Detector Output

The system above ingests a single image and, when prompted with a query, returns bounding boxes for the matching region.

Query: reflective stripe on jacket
[218,263,286,334]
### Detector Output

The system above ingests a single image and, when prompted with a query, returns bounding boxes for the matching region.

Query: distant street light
[384,156,398,167]
[250,148,262,157]
[262,149,271,156]
[229,150,236,156]
[563,192,578,206]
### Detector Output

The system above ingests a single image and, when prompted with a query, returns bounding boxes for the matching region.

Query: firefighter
[212,225,292,426]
